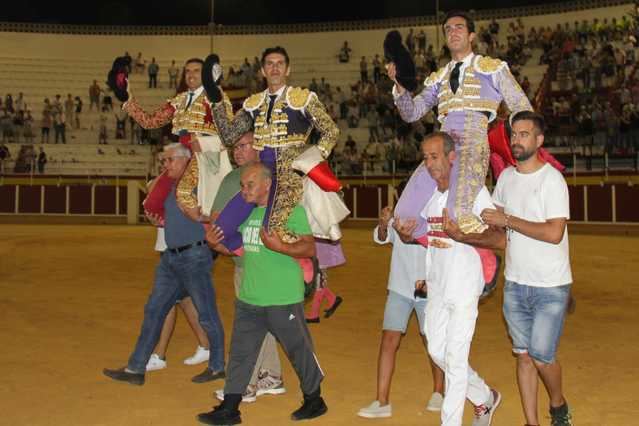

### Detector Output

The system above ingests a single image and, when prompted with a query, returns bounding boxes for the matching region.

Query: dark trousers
[54,124,66,143]
[224,299,323,397]
[149,74,158,88]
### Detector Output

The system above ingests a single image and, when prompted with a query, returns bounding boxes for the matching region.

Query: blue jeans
[127,244,225,373]
[502,280,571,364]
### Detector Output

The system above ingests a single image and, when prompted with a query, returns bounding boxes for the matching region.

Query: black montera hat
[383,30,417,92]
[107,56,131,102]
[202,54,223,103]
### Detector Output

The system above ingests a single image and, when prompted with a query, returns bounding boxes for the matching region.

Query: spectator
[489,18,500,38]
[15,92,26,114]
[309,78,319,93]
[37,147,47,173]
[575,106,593,147]
[168,60,179,89]
[64,94,75,130]
[52,94,62,111]
[384,137,401,173]
[344,134,357,151]
[343,145,362,174]
[102,92,113,112]
[405,28,415,55]
[360,56,368,83]
[1,109,14,143]
[362,137,384,173]
[372,54,382,83]
[99,107,108,144]
[347,101,360,128]
[0,143,10,174]
[5,94,14,113]
[74,96,83,129]
[41,99,52,144]
[23,110,35,144]
[366,108,380,142]
[417,29,427,52]
[335,86,348,119]
[148,57,159,88]
[115,106,127,139]
[89,80,101,111]
[135,52,145,73]
[339,41,352,63]
[123,51,133,73]
[52,107,66,144]
[13,110,24,143]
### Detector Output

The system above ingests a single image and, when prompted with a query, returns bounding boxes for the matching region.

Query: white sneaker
[255,373,286,396]
[357,401,392,418]
[472,389,501,426]
[145,353,167,371]
[183,345,210,365]
[214,386,257,403]
[426,392,443,411]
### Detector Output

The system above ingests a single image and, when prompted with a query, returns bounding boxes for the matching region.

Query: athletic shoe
[357,401,392,418]
[214,386,257,403]
[291,395,327,421]
[103,367,145,386]
[146,353,167,371]
[184,345,210,365]
[256,372,286,396]
[472,389,501,426]
[197,404,242,425]
[550,402,573,426]
[192,368,225,383]
[426,392,443,412]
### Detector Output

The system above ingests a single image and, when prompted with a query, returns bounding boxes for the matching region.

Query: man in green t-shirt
[199,162,326,425]
[210,131,285,402]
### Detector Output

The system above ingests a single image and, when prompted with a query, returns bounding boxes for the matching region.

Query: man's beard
[511,144,536,162]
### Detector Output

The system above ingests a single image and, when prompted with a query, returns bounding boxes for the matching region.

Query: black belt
[167,240,207,254]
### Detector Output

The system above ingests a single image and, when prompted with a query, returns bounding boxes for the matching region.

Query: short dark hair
[423,131,456,155]
[442,10,475,34]
[184,58,204,66]
[511,111,546,135]
[261,46,290,67]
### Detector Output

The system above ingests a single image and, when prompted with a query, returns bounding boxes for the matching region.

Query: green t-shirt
[211,167,243,267]
[239,205,311,306]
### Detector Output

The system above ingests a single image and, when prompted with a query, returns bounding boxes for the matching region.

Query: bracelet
[504,214,511,229]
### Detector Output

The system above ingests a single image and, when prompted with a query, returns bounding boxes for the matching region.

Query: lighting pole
[209,0,215,53]
[435,0,440,53]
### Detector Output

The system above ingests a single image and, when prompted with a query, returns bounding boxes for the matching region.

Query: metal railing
[0,0,632,36]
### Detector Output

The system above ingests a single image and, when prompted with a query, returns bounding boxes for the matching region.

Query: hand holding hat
[202,54,223,103]
[383,30,417,93]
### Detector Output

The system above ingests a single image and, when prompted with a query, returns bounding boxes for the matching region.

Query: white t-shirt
[421,187,494,300]
[373,220,427,300]
[155,227,167,252]
[492,164,572,287]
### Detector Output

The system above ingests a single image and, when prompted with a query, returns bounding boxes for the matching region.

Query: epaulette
[474,55,507,74]
[286,87,314,110]
[424,66,447,87]
[243,91,266,112]
[168,91,188,107]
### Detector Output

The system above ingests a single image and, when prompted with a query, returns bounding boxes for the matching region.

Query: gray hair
[241,162,272,181]
[422,131,456,155]
[163,142,191,159]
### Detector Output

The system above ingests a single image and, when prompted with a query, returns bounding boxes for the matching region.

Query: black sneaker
[323,296,342,318]
[291,395,327,421]
[192,368,226,383]
[103,367,145,385]
[197,404,242,425]
[550,402,573,426]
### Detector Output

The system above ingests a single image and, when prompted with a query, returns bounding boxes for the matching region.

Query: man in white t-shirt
[480,111,573,426]
[395,132,505,426]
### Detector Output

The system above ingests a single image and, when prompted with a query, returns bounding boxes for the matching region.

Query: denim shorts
[503,280,571,364]
[382,290,427,334]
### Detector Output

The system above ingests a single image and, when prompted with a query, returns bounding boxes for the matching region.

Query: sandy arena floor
[0,224,637,425]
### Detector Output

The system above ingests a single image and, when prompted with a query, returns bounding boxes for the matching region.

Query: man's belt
[167,240,207,254]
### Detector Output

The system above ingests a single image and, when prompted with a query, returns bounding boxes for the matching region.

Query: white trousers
[424,293,490,426]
